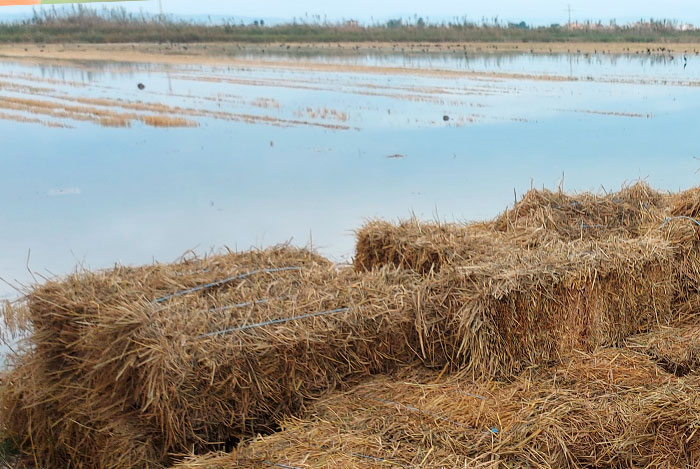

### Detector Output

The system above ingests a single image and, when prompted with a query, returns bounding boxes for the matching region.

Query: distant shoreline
[1,41,698,67]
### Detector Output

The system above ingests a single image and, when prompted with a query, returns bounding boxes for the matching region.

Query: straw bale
[354,183,668,274]
[128,265,420,447]
[625,324,700,376]
[492,181,667,240]
[649,216,700,323]
[413,236,675,377]
[173,349,699,469]
[27,246,331,371]
[3,246,424,468]
[354,219,547,274]
[655,215,700,305]
[493,377,700,467]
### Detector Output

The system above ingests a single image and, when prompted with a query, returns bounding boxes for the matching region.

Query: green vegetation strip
[1,9,700,44]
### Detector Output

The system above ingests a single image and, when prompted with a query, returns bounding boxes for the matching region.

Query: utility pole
[158,0,163,21]
[567,4,573,29]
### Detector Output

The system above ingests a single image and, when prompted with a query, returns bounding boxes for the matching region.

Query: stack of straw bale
[355,185,700,321]
[1,247,423,468]
[355,182,669,274]
[2,235,679,467]
[354,184,700,379]
[5,182,700,469]
[174,348,700,469]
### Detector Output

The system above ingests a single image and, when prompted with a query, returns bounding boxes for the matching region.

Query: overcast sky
[2,0,700,25]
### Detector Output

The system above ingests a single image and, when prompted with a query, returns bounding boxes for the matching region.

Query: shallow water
[1,50,700,312]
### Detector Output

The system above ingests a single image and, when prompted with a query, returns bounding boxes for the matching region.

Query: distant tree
[260,19,265,26]
[508,21,528,29]
[417,17,426,28]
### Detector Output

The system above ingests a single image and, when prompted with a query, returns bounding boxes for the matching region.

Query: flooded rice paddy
[2,48,700,311]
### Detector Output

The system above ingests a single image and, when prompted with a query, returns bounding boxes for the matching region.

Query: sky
[1,0,700,26]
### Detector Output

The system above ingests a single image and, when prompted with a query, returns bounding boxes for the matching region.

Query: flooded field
[2,47,700,310]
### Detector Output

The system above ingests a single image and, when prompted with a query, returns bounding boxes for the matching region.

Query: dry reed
[0,111,72,128]
[0,96,198,129]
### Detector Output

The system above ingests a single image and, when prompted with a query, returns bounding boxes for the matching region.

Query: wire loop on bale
[206,296,285,313]
[154,266,301,303]
[198,307,350,338]
[661,215,700,227]
[349,451,410,467]
[263,461,301,469]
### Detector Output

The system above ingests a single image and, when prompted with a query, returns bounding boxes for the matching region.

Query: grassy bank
[2,8,700,44]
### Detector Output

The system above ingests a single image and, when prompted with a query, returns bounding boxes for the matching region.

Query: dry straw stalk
[175,348,700,468]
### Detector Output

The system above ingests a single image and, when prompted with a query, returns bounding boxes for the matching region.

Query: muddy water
[1,50,700,314]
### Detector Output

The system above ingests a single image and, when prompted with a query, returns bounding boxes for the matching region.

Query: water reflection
[2,48,698,84]
[235,49,699,81]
